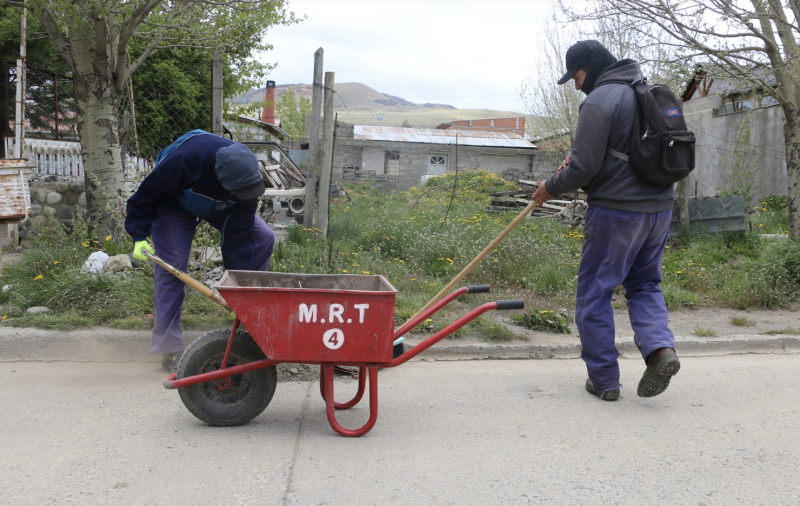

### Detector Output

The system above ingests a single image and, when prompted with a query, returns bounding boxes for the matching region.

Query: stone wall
[19,175,87,240]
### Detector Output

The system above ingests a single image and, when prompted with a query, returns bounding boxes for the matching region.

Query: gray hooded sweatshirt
[545,61,675,213]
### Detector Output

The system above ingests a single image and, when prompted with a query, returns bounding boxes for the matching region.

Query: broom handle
[404,199,538,324]
[142,250,232,311]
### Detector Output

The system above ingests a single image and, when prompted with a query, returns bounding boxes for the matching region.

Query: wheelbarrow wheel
[177,328,277,427]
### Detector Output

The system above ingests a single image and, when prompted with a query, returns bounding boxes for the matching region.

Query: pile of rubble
[486,180,588,227]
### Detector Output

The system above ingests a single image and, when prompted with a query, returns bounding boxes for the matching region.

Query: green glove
[133,240,155,261]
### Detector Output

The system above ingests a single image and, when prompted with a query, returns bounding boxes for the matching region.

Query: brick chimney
[261,80,276,124]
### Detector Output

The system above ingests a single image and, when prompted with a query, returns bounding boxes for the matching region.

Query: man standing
[126,130,275,373]
[530,41,680,401]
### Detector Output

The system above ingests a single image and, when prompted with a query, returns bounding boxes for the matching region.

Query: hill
[233,82,524,128]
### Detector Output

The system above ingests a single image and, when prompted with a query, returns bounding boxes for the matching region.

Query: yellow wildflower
[362,271,371,275]
[33,275,43,281]
[105,235,112,241]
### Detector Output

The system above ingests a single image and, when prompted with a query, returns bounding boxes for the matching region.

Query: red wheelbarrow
[153,257,523,437]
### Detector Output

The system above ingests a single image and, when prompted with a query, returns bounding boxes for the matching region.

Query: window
[428,155,447,175]
[385,151,400,176]
[761,96,779,107]
[724,99,754,114]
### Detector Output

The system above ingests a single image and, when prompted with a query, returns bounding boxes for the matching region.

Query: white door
[428,155,447,175]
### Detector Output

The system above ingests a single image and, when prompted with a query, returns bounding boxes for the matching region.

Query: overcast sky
[261,0,557,113]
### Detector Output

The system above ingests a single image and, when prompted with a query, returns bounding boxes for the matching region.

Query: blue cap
[214,144,265,200]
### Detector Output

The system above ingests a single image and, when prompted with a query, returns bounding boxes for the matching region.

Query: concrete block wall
[683,94,787,207]
[333,139,554,193]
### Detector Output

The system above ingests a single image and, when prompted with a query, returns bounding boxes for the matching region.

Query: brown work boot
[637,347,680,397]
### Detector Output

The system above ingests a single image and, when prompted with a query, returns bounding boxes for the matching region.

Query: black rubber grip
[495,299,524,310]
[466,285,491,294]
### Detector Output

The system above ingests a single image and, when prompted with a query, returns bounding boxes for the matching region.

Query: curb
[413,334,800,361]
[0,327,797,363]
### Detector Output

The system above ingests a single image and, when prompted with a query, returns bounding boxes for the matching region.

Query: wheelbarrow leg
[322,364,379,437]
[319,366,367,409]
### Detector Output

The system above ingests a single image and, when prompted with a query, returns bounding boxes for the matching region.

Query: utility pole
[13,2,26,159]
[317,72,335,239]
[211,49,223,137]
[303,48,324,229]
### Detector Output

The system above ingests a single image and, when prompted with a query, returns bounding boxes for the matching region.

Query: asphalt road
[2,355,799,505]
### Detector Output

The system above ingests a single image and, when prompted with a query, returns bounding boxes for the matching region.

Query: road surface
[2,355,799,505]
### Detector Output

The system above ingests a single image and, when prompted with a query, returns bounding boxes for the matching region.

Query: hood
[592,60,644,91]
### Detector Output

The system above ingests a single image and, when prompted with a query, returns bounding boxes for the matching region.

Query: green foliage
[510,309,571,333]
[423,170,519,199]
[274,88,312,137]
[470,317,524,342]
[692,327,717,337]
[717,114,761,209]
[401,119,412,128]
[760,194,788,212]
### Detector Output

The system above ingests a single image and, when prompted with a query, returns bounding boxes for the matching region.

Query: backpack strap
[607,147,629,162]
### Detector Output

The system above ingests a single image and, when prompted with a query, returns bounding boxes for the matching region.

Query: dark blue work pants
[575,206,674,393]
[150,208,275,355]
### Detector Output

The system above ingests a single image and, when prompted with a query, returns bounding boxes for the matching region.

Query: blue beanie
[214,144,265,199]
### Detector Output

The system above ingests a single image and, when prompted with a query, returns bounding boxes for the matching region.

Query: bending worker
[531,41,679,401]
[125,130,275,373]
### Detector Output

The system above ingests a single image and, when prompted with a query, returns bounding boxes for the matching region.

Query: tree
[274,87,310,137]
[2,0,298,238]
[563,0,800,240]
[519,1,689,162]
[401,119,412,128]
[517,6,584,162]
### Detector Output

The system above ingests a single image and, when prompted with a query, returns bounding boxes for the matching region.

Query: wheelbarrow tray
[216,271,398,365]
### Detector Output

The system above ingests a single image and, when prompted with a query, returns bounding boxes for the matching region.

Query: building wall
[441,117,526,136]
[683,95,786,206]
[334,139,558,192]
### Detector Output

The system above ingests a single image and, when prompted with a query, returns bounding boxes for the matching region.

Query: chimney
[261,80,276,124]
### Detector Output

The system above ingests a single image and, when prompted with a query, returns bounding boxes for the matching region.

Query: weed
[470,316,525,342]
[760,328,800,335]
[510,309,570,333]
[693,327,717,337]
[730,317,755,327]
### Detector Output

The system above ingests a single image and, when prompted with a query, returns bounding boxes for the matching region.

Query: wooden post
[317,72,335,239]
[211,49,223,137]
[678,179,690,234]
[303,48,324,229]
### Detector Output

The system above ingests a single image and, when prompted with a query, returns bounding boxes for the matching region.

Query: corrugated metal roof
[353,126,537,149]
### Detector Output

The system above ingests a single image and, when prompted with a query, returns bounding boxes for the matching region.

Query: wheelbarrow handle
[394,285,491,340]
[142,250,232,311]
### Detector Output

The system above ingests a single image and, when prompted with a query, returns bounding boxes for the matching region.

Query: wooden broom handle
[142,250,232,311]
[404,199,538,324]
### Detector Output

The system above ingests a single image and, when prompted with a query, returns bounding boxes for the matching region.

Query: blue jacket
[125,131,261,270]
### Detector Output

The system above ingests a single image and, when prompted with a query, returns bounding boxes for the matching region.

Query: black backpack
[605,78,696,185]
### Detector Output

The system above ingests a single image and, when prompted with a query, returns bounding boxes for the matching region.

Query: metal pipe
[388,302,498,368]
[393,287,468,339]
[162,358,277,389]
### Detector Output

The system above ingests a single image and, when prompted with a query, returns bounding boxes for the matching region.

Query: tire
[177,328,277,427]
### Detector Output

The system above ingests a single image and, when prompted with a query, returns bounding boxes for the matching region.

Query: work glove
[133,240,155,261]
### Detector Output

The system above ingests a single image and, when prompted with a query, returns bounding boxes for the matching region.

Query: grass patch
[730,317,755,327]
[760,328,800,335]
[510,309,571,333]
[4,172,800,330]
[471,316,525,342]
[692,327,717,337]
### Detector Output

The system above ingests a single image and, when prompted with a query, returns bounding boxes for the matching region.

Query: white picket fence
[3,137,152,180]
